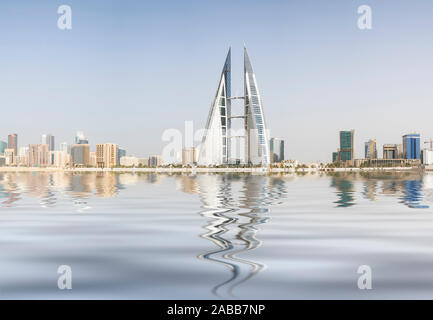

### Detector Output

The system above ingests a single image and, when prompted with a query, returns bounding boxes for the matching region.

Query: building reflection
[330,175,356,207]
[178,174,287,298]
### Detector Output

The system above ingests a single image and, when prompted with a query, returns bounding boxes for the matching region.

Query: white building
[423,149,433,165]
[120,156,139,167]
[198,47,270,166]
[50,151,69,168]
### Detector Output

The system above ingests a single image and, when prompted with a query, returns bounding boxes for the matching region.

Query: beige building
[50,151,70,168]
[96,143,118,168]
[120,156,139,167]
[4,148,16,165]
[89,151,97,167]
[182,147,196,166]
[28,144,49,167]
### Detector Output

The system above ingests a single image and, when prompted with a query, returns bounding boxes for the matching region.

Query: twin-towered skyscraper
[198,47,270,166]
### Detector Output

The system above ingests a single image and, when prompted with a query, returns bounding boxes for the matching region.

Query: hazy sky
[1,0,433,162]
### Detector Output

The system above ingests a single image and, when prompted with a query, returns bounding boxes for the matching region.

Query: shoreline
[0,166,425,173]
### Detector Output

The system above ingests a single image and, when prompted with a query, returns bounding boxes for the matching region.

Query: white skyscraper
[198,46,270,166]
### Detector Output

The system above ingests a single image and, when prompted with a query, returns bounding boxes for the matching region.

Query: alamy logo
[57,265,72,290]
[357,265,372,290]
[358,5,372,30]
[58,5,72,30]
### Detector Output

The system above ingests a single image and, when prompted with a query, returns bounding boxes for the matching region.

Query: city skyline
[1,1,433,162]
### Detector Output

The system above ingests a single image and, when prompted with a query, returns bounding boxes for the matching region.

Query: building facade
[339,130,355,162]
[270,138,284,163]
[364,139,377,159]
[96,143,118,168]
[41,134,55,151]
[4,149,15,165]
[183,147,196,166]
[71,144,90,167]
[148,155,162,167]
[28,144,49,167]
[8,134,18,155]
[403,133,421,159]
[0,141,7,154]
[198,47,270,166]
[423,149,433,165]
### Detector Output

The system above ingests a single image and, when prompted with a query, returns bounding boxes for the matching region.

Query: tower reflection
[183,174,287,298]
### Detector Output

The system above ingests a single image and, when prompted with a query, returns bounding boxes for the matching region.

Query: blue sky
[1,0,433,162]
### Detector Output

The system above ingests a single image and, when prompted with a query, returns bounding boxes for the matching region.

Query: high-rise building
[339,130,355,162]
[8,134,18,155]
[332,151,339,163]
[244,47,270,165]
[183,147,196,166]
[148,155,162,167]
[41,134,55,151]
[383,144,400,159]
[89,151,97,167]
[198,47,270,166]
[60,142,70,154]
[0,141,7,154]
[403,133,421,160]
[50,151,69,168]
[423,149,433,165]
[117,148,126,165]
[75,131,89,145]
[96,143,118,168]
[28,144,49,167]
[18,146,29,166]
[4,149,15,165]
[364,139,377,159]
[71,144,90,167]
[270,138,284,163]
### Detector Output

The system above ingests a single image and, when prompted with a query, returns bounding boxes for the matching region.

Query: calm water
[1,171,433,299]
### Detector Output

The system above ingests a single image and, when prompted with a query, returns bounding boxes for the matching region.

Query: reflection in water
[191,174,286,298]
[399,180,429,209]
[1,171,433,298]
[331,176,356,207]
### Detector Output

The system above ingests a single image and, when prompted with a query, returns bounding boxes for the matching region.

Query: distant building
[182,147,196,166]
[364,139,377,159]
[403,133,421,160]
[60,142,70,154]
[423,149,433,165]
[117,148,126,165]
[96,143,118,168]
[148,155,162,167]
[50,151,69,168]
[41,134,55,151]
[120,156,139,167]
[8,134,18,155]
[75,131,89,145]
[0,156,5,166]
[339,130,355,162]
[383,144,401,159]
[71,144,90,167]
[28,144,49,167]
[89,151,97,167]
[18,146,29,166]
[332,152,339,163]
[4,149,15,165]
[0,141,7,154]
[270,138,284,163]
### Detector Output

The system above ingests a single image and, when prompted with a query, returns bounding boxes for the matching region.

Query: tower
[198,46,270,166]
[198,48,231,166]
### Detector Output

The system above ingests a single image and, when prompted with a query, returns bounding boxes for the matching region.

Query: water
[0,171,433,299]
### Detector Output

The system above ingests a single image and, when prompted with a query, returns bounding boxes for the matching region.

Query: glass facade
[0,141,7,154]
[339,130,354,162]
[403,134,421,159]
[244,47,270,165]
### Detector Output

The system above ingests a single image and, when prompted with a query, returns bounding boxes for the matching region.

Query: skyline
[1,1,433,162]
